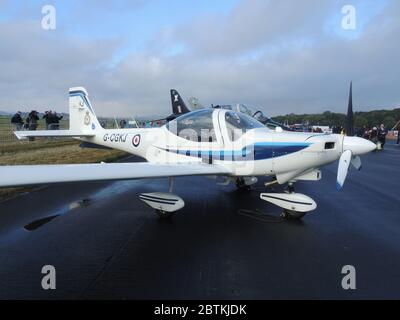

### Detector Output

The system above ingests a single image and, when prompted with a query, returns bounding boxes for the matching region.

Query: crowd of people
[326,124,389,149]
[361,124,388,149]
[10,110,63,141]
[42,110,63,130]
[11,110,63,131]
[331,125,347,135]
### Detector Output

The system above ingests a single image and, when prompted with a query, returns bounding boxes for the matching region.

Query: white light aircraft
[0,87,376,219]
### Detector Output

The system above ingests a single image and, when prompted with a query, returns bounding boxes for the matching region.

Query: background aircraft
[166,90,292,131]
[169,82,357,134]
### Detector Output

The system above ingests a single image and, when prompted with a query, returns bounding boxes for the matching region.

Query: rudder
[170,89,190,115]
[69,87,102,132]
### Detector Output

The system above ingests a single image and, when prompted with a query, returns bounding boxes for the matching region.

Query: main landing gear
[154,209,174,219]
[138,177,316,220]
[260,182,317,220]
[281,209,307,220]
[236,177,258,191]
[139,178,185,219]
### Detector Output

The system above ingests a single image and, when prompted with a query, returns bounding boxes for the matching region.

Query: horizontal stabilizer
[0,162,231,188]
[14,130,95,140]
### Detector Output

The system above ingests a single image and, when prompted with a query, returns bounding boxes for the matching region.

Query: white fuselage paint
[78,109,367,184]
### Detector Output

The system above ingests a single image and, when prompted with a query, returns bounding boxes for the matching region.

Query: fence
[0,116,70,143]
[0,115,165,144]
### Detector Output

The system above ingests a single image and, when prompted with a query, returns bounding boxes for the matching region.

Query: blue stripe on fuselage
[158,142,311,161]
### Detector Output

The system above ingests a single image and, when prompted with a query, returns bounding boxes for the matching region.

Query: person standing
[377,123,388,149]
[27,110,39,141]
[370,127,377,141]
[119,119,127,129]
[51,111,63,130]
[11,111,24,131]
[362,126,370,139]
[28,110,39,130]
[43,111,51,129]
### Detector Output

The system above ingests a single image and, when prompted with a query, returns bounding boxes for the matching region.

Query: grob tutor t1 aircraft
[0,87,376,219]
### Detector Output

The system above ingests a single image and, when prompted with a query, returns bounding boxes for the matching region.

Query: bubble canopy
[166,109,265,142]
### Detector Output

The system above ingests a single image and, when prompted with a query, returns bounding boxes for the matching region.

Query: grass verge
[0,139,128,201]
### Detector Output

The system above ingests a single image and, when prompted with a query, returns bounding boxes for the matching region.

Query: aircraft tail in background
[170,89,191,115]
[346,81,354,136]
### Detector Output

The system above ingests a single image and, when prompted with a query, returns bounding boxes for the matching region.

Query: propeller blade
[351,155,362,170]
[337,150,352,190]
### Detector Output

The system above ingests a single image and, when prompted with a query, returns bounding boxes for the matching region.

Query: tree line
[272,108,400,129]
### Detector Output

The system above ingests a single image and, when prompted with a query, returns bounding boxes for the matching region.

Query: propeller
[337,150,352,190]
[336,135,376,190]
[351,155,362,170]
[336,153,362,190]
[336,82,361,190]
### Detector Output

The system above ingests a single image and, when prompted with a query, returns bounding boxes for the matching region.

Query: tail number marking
[103,133,129,143]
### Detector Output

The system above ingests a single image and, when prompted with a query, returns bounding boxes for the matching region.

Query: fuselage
[79,109,374,184]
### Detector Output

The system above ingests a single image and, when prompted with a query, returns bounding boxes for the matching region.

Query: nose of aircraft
[343,136,376,155]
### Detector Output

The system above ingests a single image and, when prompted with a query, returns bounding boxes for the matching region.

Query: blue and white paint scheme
[2,87,376,219]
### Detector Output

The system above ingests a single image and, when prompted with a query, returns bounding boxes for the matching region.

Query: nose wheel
[236,178,251,191]
[282,183,307,219]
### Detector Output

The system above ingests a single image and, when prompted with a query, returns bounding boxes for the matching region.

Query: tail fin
[69,87,102,132]
[170,89,190,115]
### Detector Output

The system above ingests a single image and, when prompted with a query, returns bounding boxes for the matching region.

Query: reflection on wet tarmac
[23,199,92,231]
[238,208,284,223]
[24,215,60,231]
[19,180,157,232]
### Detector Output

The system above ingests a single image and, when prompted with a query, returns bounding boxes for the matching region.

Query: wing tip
[13,131,26,140]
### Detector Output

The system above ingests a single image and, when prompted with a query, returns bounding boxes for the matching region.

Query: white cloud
[0,0,399,118]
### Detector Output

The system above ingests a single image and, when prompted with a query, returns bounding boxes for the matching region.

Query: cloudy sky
[0,0,399,117]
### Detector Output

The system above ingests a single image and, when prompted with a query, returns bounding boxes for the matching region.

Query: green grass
[0,136,128,201]
[0,115,69,143]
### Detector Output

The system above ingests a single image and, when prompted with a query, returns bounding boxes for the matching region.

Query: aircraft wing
[14,130,95,140]
[0,162,231,188]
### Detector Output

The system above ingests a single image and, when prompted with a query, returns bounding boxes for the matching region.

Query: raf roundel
[132,134,141,147]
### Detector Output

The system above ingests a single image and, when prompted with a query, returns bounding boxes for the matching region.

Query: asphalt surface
[0,141,399,299]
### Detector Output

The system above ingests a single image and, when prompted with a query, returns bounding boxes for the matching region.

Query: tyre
[235,178,251,191]
[155,209,174,219]
[281,209,306,220]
